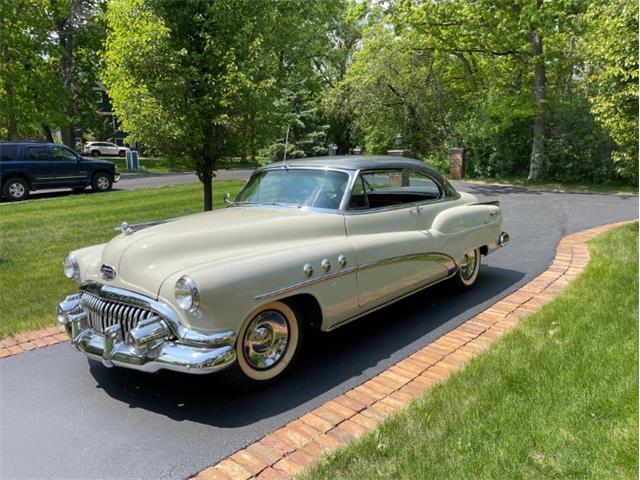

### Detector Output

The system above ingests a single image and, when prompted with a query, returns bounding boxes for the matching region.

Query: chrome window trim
[343,168,453,215]
[232,166,357,213]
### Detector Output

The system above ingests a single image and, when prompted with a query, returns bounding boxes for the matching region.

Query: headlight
[63,253,79,280]
[174,275,200,312]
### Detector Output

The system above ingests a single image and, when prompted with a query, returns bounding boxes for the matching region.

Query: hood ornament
[115,220,170,236]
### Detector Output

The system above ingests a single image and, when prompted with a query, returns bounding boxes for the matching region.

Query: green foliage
[581,0,638,182]
[0,0,104,144]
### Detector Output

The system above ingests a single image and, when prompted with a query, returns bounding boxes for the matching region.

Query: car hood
[80,157,116,168]
[85,206,346,298]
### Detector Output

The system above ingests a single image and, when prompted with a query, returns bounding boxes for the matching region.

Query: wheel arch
[2,174,31,191]
[280,293,323,331]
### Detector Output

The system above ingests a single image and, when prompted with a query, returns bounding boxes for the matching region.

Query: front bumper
[57,287,236,374]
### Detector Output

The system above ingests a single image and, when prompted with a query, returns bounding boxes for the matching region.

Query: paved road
[0,184,637,480]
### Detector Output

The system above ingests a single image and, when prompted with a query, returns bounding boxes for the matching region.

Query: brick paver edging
[0,221,633,479]
[188,220,633,480]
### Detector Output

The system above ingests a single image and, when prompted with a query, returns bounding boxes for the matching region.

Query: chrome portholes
[303,263,313,277]
[338,254,347,268]
[242,310,290,370]
[321,259,331,272]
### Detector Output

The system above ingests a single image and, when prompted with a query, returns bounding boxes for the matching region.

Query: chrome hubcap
[9,182,25,197]
[97,176,109,190]
[243,310,289,370]
[460,250,477,280]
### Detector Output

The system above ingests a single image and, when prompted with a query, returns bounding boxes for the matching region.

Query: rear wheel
[91,172,112,192]
[91,150,100,157]
[118,150,126,157]
[224,301,303,390]
[2,177,29,201]
[452,248,481,291]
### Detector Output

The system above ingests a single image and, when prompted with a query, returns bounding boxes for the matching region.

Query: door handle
[409,206,423,214]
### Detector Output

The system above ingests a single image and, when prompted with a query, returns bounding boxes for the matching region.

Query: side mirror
[223,192,233,205]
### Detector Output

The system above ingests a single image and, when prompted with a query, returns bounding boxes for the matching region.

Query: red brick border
[189,220,634,480]
[0,324,67,358]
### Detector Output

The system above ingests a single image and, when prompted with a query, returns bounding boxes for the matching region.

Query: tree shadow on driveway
[89,265,525,428]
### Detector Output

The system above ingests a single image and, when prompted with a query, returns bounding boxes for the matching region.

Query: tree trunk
[202,170,213,211]
[59,10,75,150]
[528,0,546,181]
[42,124,54,142]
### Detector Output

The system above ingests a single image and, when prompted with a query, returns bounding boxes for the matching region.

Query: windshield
[235,169,350,210]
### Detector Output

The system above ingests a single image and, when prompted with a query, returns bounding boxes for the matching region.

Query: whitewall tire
[453,248,481,291]
[226,301,303,389]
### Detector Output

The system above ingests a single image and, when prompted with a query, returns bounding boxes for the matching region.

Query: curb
[188,220,634,480]
[0,324,67,357]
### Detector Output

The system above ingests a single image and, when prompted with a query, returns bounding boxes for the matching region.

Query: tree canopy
[1,0,637,205]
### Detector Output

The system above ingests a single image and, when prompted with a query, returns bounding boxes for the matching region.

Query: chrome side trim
[254,252,457,300]
[325,268,459,331]
[79,282,235,347]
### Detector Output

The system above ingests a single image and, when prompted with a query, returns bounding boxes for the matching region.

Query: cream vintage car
[57,156,509,387]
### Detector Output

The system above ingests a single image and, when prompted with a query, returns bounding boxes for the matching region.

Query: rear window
[0,145,19,162]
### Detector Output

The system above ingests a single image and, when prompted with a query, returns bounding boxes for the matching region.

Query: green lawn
[304,222,639,480]
[0,181,244,337]
[463,175,638,196]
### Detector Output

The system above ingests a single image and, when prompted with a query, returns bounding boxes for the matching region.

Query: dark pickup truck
[0,142,120,201]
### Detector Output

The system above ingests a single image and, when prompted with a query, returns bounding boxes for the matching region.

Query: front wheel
[224,301,303,390]
[118,150,126,157]
[91,172,112,192]
[91,150,100,157]
[452,248,481,291]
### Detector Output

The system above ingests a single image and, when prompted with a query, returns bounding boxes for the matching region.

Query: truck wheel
[2,177,29,201]
[91,150,100,157]
[91,173,112,192]
[223,301,304,390]
[452,248,481,291]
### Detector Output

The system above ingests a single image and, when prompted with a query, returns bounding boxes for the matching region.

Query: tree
[0,0,104,144]
[103,0,340,211]
[580,0,638,182]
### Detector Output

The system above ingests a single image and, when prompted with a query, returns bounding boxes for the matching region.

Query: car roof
[0,142,66,147]
[258,155,444,180]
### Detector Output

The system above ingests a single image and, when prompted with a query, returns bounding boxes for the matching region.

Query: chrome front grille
[80,292,157,337]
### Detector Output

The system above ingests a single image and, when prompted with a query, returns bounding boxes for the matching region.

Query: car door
[49,146,84,186]
[345,169,454,309]
[21,145,58,187]
[104,142,118,155]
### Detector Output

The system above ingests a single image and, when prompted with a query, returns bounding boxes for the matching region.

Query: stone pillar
[386,149,413,158]
[450,148,465,179]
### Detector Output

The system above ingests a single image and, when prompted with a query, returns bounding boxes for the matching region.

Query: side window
[348,176,369,209]
[50,146,77,162]
[24,146,49,161]
[0,145,19,162]
[348,169,442,210]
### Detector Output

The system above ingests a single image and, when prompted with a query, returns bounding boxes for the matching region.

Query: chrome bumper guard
[56,287,236,374]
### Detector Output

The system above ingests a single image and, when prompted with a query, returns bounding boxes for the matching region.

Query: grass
[304,222,639,480]
[463,175,638,196]
[0,180,245,337]
[101,156,268,174]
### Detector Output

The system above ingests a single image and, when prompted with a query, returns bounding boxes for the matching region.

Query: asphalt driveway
[0,184,637,480]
